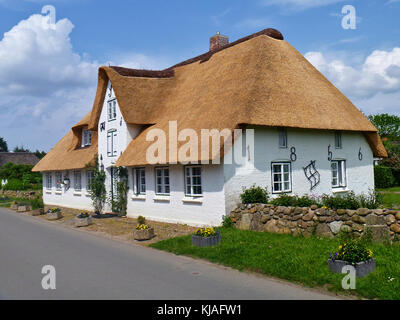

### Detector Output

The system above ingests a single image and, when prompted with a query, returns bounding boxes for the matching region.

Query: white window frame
[155,167,170,196]
[46,172,52,190]
[278,128,287,149]
[86,170,94,192]
[133,167,146,195]
[107,130,117,157]
[271,162,292,194]
[82,129,92,147]
[108,99,117,121]
[74,170,82,191]
[55,172,62,191]
[335,131,342,149]
[331,160,346,188]
[184,166,203,197]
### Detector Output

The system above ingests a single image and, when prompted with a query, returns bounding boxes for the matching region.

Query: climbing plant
[109,166,129,217]
[86,158,107,215]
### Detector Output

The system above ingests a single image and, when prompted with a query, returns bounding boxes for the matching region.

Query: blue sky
[0,0,399,151]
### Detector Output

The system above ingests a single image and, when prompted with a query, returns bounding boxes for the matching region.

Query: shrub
[240,185,269,204]
[270,194,320,207]
[2,179,29,191]
[374,165,395,189]
[322,190,382,210]
[221,215,234,228]
[30,197,44,210]
[137,215,146,225]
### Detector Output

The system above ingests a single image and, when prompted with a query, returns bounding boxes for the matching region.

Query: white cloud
[262,0,348,10]
[305,48,400,115]
[0,13,166,151]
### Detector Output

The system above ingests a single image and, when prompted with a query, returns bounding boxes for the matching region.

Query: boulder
[337,209,347,215]
[329,221,343,235]
[396,212,400,220]
[340,224,352,233]
[386,215,396,225]
[365,225,390,243]
[357,208,370,216]
[302,211,314,221]
[390,223,400,234]
[237,213,252,230]
[315,224,333,238]
[366,214,386,226]
[310,205,318,210]
[264,220,280,233]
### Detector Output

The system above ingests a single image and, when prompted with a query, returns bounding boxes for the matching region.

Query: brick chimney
[209,32,229,51]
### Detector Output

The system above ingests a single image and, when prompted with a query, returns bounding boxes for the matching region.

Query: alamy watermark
[41,5,56,30]
[41,265,56,290]
[341,5,357,30]
[341,265,356,290]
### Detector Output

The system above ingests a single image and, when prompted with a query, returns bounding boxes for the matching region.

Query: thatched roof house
[0,152,39,168]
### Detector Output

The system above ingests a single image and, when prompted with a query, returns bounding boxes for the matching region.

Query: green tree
[368,113,400,139]
[0,137,8,152]
[86,158,107,215]
[34,150,47,159]
[13,145,30,153]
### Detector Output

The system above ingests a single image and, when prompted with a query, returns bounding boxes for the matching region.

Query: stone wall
[0,189,42,200]
[230,204,400,242]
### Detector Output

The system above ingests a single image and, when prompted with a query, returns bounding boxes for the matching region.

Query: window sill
[182,197,203,204]
[132,194,146,201]
[85,193,91,197]
[55,191,62,195]
[45,191,52,194]
[73,192,82,196]
[332,188,349,194]
[153,195,170,202]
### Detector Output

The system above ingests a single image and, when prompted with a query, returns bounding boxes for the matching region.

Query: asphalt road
[0,207,339,300]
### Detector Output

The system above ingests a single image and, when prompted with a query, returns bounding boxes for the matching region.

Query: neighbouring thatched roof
[0,152,40,168]
[33,28,387,171]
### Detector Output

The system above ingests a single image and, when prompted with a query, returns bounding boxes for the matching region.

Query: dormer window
[108,99,117,121]
[82,129,92,147]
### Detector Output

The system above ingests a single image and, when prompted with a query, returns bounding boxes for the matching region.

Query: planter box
[192,232,221,248]
[328,259,376,278]
[47,211,62,220]
[10,204,18,210]
[17,205,30,212]
[134,228,155,241]
[74,216,93,227]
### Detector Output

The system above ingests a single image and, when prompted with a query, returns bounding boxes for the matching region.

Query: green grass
[151,228,400,300]
[378,187,400,193]
[0,196,32,208]
[381,193,400,208]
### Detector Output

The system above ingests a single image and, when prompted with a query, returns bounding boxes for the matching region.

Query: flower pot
[10,203,18,210]
[134,228,155,241]
[74,216,92,227]
[17,205,30,212]
[47,211,62,220]
[192,232,221,248]
[328,259,376,278]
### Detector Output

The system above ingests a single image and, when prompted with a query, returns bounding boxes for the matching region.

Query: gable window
[331,160,346,188]
[108,100,117,121]
[278,128,287,149]
[134,167,146,195]
[74,171,82,191]
[86,170,94,192]
[46,172,52,190]
[82,129,92,147]
[185,166,202,197]
[335,131,342,149]
[107,130,117,157]
[155,167,170,195]
[55,172,62,191]
[271,162,291,193]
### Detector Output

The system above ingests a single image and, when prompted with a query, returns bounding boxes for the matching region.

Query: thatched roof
[0,152,39,168]
[33,28,387,171]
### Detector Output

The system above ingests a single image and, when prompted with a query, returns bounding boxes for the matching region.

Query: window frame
[82,129,92,147]
[155,167,170,196]
[278,128,288,149]
[74,170,82,192]
[107,99,117,122]
[271,162,292,194]
[335,131,342,149]
[46,172,53,190]
[86,170,94,192]
[184,165,203,197]
[55,172,62,191]
[331,159,347,188]
[133,167,146,195]
[107,129,117,157]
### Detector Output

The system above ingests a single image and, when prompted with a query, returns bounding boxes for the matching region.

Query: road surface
[0,207,340,300]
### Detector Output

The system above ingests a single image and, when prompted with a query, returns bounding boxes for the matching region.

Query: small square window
[271,162,291,193]
[155,167,170,195]
[185,166,202,197]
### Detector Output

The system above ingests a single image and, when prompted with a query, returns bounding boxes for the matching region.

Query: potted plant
[46,207,62,220]
[192,227,221,248]
[328,240,376,278]
[74,212,93,227]
[134,216,154,241]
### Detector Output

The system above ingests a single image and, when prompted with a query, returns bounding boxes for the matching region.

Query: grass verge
[151,228,400,300]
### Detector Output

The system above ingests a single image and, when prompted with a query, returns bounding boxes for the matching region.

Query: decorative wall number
[303,160,321,191]
[328,145,333,161]
[358,148,363,161]
[108,84,113,97]
[290,147,297,162]
[100,122,106,132]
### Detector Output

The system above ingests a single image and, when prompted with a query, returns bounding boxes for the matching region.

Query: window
[278,128,287,149]
[271,162,291,193]
[74,171,82,191]
[46,172,52,190]
[82,129,92,147]
[134,168,146,195]
[335,131,342,149]
[55,172,62,191]
[86,171,94,192]
[155,167,170,195]
[107,130,117,157]
[108,100,117,121]
[185,166,202,196]
[331,160,346,188]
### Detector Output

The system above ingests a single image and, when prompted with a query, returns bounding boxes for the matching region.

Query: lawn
[151,228,400,300]
[378,187,400,208]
